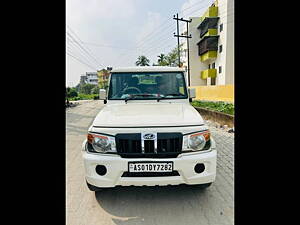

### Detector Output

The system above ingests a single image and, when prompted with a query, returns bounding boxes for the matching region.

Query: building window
[208,64,211,69]
[219,45,222,53]
[220,23,223,32]
[219,66,222,73]
[197,36,219,56]
[211,77,216,85]
[198,17,219,38]
[212,63,215,69]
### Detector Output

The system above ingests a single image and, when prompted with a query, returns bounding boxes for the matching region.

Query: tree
[135,55,150,66]
[165,43,184,67]
[157,53,169,66]
[91,86,100,94]
[75,83,81,92]
[66,87,78,98]
[80,83,96,94]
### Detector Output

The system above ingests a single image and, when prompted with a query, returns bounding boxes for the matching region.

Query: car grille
[115,133,183,158]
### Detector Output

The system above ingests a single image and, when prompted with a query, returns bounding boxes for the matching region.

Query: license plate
[128,162,173,172]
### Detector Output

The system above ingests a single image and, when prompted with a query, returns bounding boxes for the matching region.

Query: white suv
[82,66,216,191]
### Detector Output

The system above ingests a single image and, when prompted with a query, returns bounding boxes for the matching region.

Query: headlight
[87,133,116,153]
[183,130,211,152]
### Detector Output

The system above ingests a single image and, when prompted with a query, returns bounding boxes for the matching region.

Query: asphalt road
[66,100,234,225]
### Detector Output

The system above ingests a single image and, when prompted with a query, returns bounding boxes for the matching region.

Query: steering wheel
[123,87,142,94]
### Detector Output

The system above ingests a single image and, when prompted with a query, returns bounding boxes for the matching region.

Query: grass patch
[191,100,234,115]
[69,93,99,101]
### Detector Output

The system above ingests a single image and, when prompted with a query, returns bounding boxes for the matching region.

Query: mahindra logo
[143,133,155,140]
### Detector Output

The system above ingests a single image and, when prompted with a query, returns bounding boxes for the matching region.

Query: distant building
[80,75,87,84]
[85,72,98,85]
[97,68,111,89]
[187,0,234,87]
[181,0,234,102]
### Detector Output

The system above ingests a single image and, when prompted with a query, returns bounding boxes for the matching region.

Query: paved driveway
[66,100,234,225]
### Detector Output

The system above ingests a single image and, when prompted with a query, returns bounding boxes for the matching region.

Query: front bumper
[81,140,217,187]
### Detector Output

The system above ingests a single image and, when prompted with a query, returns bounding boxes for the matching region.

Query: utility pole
[173,15,192,86]
[174,13,180,67]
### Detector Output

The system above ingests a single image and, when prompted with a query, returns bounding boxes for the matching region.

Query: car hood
[92,103,204,127]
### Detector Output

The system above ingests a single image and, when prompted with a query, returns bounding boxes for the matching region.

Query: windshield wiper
[125,93,184,103]
[164,93,185,96]
[131,94,157,97]
[124,94,155,103]
[157,93,185,102]
[124,95,136,103]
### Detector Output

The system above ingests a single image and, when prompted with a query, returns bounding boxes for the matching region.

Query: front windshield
[108,72,188,100]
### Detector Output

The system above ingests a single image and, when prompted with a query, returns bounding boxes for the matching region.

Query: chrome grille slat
[115,133,182,158]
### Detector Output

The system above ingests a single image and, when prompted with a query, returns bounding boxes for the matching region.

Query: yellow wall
[190,85,234,103]
[200,50,217,62]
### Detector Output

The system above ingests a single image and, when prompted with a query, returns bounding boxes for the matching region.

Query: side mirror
[188,88,196,98]
[188,88,196,102]
[99,89,107,104]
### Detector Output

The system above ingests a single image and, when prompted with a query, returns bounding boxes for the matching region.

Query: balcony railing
[198,17,219,38]
[203,28,217,37]
[197,5,219,38]
[200,51,217,62]
[200,69,217,79]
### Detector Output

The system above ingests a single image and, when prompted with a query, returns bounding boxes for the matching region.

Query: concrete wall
[225,0,234,85]
[190,84,234,103]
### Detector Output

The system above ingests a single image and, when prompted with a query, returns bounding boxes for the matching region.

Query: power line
[69,41,137,51]
[67,37,100,69]
[119,0,213,61]
[67,26,105,61]
[129,17,234,66]
[137,0,212,49]
[181,0,213,14]
[114,2,234,66]
[67,26,104,68]
[67,32,103,68]
[67,52,98,71]
[119,19,234,67]
[67,48,99,72]
[137,0,211,48]
[136,25,176,55]
[118,23,177,63]
[118,30,177,65]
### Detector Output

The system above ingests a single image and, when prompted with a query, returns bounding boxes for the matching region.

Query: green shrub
[191,101,234,115]
[80,84,97,94]
[69,93,99,101]
[91,86,100,94]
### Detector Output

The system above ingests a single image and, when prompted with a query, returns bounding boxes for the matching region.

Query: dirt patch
[194,106,234,128]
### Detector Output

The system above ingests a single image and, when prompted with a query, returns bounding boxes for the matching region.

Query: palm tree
[135,55,150,66]
[157,54,168,66]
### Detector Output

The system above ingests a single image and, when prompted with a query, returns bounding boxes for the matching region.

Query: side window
[178,76,184,95]
[212,63,215,69]
[219,66,222,73]
[211,77,216,85]
[219,45,223,53]
[220,23,223,32]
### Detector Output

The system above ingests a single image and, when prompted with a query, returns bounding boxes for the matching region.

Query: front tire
[193,182,212,189]
[86,181,103,192]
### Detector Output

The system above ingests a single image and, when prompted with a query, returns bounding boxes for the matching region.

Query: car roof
[111,66,185,73]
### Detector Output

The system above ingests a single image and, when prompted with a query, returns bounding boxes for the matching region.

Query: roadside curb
[65,102,79,109]
[193,106,234,128]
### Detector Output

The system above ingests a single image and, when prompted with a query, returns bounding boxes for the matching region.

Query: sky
[66,0,214,87]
